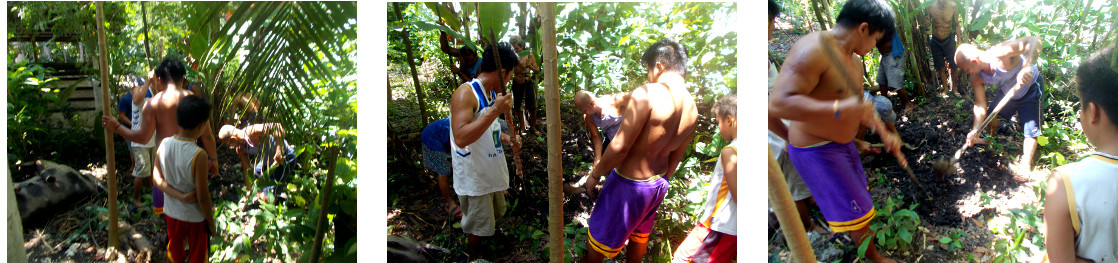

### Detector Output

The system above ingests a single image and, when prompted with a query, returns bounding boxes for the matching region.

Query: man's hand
[209,160,219,178]
[584,174,601,198]
[101,115,121,133]
[207,221,218,236]
[882,133,907,167]
[181,191,198,204]
[965,129,986,147]
[493,91,513,115]
[1017,67,1035,89]
[502,134,521,151]
[854,139,881,155]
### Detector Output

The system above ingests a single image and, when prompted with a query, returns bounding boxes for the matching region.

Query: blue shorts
[987,76,1043,138]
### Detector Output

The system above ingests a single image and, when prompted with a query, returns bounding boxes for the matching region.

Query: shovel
[933,84,1022,178]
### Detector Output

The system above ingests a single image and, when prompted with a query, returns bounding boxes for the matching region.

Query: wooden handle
[489,28,524,177]
[768,149,816,261]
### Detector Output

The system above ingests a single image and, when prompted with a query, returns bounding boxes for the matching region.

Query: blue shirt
[466,59,483,79]
[117,89,154,129]
[891,34,905,58]
[421,118,453,152]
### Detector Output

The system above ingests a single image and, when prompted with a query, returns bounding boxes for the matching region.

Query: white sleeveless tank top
[130,88,156,148]
[699,139,739,235]
[1054,152,1118,262]
[450,80,510,196]
[158,136,205,222]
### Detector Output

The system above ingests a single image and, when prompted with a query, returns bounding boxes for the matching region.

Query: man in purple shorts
[580,39,698,262]
[768,0,903,262]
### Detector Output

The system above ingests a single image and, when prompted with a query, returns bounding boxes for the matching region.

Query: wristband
[833,100,840,120]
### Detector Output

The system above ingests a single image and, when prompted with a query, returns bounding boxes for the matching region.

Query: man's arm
[768,41,866,122]
[193,151,217,235]
[151,150,197,203]
[263,123,287,163]
[201,124,219,176]
[439,31,461,57]
[662,135,694,180]
[584,115,604,165]
[720,146,737,202]
[1044,171,1077,263]
[450,85,509,148]
[104,102,157,144]
[236,147,252,187]
[986,36,1041,65]
[589,86,651,180]
[768,115,789,141]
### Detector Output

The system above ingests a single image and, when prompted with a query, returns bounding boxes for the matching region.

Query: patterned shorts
[422,144,452,176]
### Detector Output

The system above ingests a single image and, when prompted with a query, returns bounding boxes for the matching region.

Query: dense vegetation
[8,2,356,262]
[387,2,736,261]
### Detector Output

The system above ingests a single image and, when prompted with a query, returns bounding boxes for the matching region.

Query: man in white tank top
[129,73,161,212]
[448,42,521,262]
[1044,47,1118,263]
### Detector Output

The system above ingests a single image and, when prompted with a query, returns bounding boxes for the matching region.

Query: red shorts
[671,223,736,263]
[165,215,209,263]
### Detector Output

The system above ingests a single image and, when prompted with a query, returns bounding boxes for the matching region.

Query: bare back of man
[929,0,957,40]
[614,83,697,179]
[776,32,870,147]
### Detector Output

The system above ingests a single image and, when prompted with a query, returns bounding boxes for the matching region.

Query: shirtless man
[102,57,220,207]
[929,0,962,94]
[581,39,698,263]
[954,36,1044,181]
[768,1,901,262]
[509,35,541,132]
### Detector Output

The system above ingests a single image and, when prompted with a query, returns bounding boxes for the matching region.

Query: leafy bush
[869,195,921,251]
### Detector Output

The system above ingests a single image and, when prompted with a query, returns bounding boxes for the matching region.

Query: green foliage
[939,229,965,252]
[869,195,921,251]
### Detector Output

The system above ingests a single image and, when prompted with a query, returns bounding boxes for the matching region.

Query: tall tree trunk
[309,145,341,263]
[540,3,563,262]
[518,3,528,39]
[94,2,120,257]
[141,1,153,69]
[393,3,429,126]
[768,150,815,262]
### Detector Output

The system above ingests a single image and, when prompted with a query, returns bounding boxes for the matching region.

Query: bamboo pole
[539,3,563,262]
[488,29,525,178]
[94,1,120,254]
[309,145,341,263]
[768,150,814,262]
[7,166,28,263]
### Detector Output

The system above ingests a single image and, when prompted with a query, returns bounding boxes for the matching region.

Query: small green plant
[939,229,965,252]
[869,195,921,251]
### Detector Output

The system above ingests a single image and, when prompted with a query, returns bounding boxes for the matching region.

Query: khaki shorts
[779,150,811,201]
[459,191,507,236]
[132,147,154,178]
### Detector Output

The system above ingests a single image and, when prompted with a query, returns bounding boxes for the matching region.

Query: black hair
[155,57,186,85]
[835,0,896,40]
[459,45,476,58]
[177,94,212,130]
[479,42,520,73]
[713,93,737,119]
[769,0,782,21]
[1076,46,1118,128]
[641,39,689,74]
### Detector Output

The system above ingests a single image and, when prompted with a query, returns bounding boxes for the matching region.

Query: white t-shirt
[1054,152,1118,262]
[450,80,510,196]
[158,136,205,222]
[699,139,739,235]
